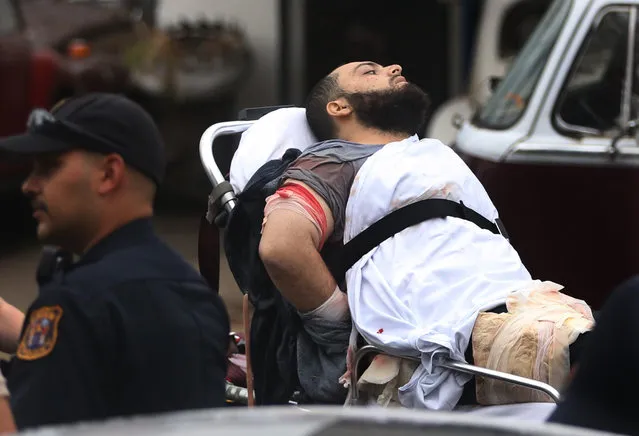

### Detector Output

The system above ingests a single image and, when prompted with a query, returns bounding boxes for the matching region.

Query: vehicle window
[0,0,18,35]
[499,0,553,60]
[473,0,573,130]
[554,8,633,137]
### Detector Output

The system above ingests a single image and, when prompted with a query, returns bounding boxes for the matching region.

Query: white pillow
[229,107,318,193]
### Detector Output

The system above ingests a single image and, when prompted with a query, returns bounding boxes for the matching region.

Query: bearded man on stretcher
[258,61,594,409]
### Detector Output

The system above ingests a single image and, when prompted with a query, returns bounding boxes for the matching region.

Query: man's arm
[0,368,16,433]
[259,180,337,313]
[0,298,25,354]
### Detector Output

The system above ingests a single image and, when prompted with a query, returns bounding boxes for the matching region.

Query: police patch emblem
[17,305,63,360]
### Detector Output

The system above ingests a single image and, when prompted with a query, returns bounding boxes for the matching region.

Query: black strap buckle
[495,218,509,240]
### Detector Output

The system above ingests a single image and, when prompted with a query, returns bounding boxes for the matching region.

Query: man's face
[331,61,430,136]
[21,150,100,250]
[332,61,408,94]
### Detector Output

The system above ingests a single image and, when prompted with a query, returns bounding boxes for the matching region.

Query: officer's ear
[92,153,126,195]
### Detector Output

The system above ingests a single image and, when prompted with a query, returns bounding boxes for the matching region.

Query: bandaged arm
[259,180,338,313]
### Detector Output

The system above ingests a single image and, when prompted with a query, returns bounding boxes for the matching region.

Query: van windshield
[473,0,573,129]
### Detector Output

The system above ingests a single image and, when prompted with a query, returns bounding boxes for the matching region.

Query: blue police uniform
[0,93,231,430]
[7,217,230,429]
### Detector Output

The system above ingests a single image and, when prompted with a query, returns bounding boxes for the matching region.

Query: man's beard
[345,83,430,137]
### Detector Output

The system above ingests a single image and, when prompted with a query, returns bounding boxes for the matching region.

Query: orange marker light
[67,40,91,59]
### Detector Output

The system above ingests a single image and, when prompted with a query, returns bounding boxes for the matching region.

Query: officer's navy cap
[0,93,166,186]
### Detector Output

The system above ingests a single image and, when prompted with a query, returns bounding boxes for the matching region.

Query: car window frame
[498,0,554,60]
[471,0,574,131]
[551,5,638,139]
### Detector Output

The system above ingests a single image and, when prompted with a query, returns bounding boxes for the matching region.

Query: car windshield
[473,0,573,129]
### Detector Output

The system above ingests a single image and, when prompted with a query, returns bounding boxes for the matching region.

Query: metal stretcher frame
[198,109,562,407]
[351,345,560,403]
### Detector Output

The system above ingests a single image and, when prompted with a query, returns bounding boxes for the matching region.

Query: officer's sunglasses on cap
[24,108,126,156]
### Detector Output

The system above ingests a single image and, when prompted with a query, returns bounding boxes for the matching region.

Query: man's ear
[326,97,352,118]
[96,153,126,195]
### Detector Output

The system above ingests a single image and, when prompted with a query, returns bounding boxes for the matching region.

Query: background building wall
[156,0,280,109]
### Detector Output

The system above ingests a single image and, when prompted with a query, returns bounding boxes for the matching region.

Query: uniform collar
[77,217,156,266]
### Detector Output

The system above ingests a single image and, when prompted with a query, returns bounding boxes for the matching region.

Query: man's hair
[305,74,342,141]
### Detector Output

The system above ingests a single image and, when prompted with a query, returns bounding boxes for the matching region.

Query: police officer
[0,93,230,430]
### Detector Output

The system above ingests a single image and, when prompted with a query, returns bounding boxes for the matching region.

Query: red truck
[0,0,135,195]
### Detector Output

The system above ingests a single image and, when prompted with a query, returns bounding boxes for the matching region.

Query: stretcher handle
[198,121,256,215]
[440,359,561,403]
[350,345,561,404]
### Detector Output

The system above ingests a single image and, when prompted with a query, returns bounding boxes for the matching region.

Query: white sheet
[229,107,317,193]
[344,135,535,410]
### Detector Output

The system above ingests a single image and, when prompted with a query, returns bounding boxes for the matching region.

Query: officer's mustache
[31,201,49,213]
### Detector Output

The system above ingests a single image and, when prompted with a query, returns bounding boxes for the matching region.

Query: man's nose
[387,64,403,76]
[21,175,38,197]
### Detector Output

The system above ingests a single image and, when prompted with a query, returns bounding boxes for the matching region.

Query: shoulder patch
[17,305,63,361]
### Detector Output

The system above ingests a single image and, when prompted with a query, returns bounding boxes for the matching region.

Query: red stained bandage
[262,182,329,249]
